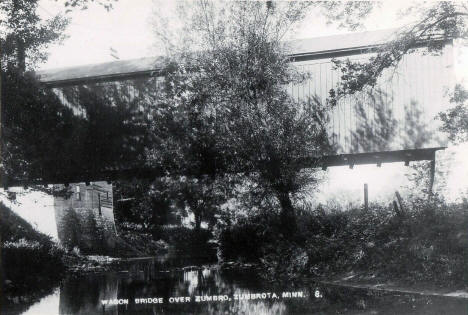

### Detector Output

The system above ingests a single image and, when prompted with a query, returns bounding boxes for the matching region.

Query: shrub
[297,199,467,286]
[60,208,82,250]
[59,208,117,255]
[221,198,468,288]
[0,203,66,296]
[158,226,215,258]
[218,220,267,262]
[2,238,65,289]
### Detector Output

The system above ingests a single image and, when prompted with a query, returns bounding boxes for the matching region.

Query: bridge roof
[37,29,398,85]
[287,28,397,57]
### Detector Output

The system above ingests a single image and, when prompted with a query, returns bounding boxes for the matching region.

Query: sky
[37,0,416,70]
[38,0,155,69]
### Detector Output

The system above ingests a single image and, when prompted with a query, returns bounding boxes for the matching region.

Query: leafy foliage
[224,198,468,288]
[331,2,468,100]
[319,1,379,31]
[71,83,151,171]
[1,0,140,187]
[61,0,117,12]
[1,69,83,184]
[218,214,275,263]
[438,84,468,144]
[1,70,150,185]
[60,208,83,250]
[60,207,116,254]
[114,177,180,231]
[0,203,65,292]
[151,1,336,232]
[2,238,65,291]
[0,0,69,70]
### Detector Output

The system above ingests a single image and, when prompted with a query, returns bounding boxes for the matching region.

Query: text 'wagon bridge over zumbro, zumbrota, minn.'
[4,28,453,188]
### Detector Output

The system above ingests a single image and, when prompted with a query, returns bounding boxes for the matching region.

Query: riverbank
[0,202,64,308]
[217,197,468,291]
[319,278,468,299]
[0,203,123,303]
[219,260,468,301]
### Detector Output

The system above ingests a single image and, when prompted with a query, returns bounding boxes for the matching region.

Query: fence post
[395,190,405,214]
[98,192,102,216]
[364,183,368,211]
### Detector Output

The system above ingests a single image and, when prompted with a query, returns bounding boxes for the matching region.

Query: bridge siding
[47,42,454,156]
[288,44,454,153]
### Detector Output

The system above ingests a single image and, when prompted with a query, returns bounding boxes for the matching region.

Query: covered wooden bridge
[3,29,454,187]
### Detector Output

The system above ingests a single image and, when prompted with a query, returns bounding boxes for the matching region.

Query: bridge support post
[429,152,436,195]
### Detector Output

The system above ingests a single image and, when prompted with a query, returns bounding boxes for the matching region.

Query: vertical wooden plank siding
[49,43,454,156]
[289,44,454,153]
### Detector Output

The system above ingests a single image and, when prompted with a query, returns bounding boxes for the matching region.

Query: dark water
[3,253,468,315]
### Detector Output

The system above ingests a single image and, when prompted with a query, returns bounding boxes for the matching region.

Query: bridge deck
[1,147,444,188]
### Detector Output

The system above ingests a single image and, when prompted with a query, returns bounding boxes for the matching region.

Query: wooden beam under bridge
[296,147,445,170]
[1,147,445,188]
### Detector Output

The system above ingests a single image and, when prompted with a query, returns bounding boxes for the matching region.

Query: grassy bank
[218,197,468,289]
[0,202,66,300]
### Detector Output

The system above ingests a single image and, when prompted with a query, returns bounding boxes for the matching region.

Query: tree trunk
[12,1,26,73]
[277,191,297,237]
[194,208,202,232]
[16,38,26,73]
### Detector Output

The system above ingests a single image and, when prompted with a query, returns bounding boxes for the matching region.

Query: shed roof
[37,28,399,84]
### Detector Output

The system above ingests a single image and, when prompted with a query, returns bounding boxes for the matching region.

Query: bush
[0,203,66,298]
[59,208,117,255]
[220,198,468,288]
[297,199,468,286]
[158,226,215,258]
[2,238,65,290]
[60,208,82,250]
[218,218,269,262]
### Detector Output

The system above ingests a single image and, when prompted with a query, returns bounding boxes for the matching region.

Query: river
[2,252,467,315]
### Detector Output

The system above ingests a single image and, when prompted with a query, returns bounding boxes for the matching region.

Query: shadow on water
[2,253,468,315]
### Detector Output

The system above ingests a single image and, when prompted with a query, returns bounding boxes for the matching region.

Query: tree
[438,84,468,144]
[330,2,468,100]
[1,1,148,188]
[1,69,84,186]
[1,0,67,190]
[177,175,234,231]
[0,0,69,71]
[114,178,174,230]
[59,0,117,12]
[0,0,122,71]
[1,69,151,188]
[151,1,336,235]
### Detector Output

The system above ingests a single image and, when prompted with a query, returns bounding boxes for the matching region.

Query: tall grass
[1,202,65,294]
[218,197,468,287]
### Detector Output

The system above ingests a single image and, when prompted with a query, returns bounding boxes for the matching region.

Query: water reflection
[3,257,468,315]
[19,289,60,315]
